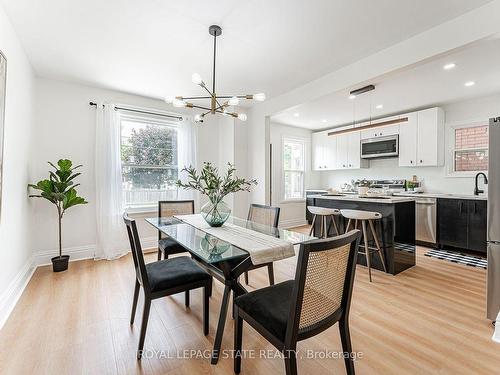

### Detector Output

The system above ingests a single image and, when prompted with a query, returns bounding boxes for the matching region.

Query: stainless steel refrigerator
[488,116,500,320]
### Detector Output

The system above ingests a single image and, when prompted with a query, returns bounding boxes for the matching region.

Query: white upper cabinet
[360,116,400,140]
[398,112,418,167]
[312,130,337,171]
[312,107,443,171]
[398,108,444,167]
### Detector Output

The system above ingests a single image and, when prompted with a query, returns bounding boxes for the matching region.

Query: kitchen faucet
[474,172,488,196]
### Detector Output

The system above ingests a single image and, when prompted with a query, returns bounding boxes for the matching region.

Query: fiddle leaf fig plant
[28,159,88,260]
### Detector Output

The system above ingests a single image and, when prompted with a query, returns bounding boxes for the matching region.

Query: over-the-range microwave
[360,134,399,159]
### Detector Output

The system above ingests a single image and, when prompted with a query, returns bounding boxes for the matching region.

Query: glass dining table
[145,215,315,364]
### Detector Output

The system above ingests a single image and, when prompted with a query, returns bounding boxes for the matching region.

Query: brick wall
[454,125,488,172]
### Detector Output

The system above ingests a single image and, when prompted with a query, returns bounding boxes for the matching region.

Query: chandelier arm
[188,104,212,111]
[180,96,213,100]
[216,95,253,99]
[212,30,217,95]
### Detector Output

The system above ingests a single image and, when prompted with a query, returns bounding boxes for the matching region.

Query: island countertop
[311,194,416,204]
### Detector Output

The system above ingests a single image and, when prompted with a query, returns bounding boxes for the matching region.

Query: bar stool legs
[360,221,373,282]
[309,213,340,238]
[369,219,387,273]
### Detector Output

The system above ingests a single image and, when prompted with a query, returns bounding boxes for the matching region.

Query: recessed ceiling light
[375,104,383,109]
[321,119,327,123]
[464,81,475,87]
[443,63,456,70]
[293,112,300,117]
[348,94,356,100]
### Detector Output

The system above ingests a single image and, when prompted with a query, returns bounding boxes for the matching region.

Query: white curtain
[177,116,199,210]
[94,103,129,260]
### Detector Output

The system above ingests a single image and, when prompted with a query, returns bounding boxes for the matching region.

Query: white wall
[31,78,226,262]
[0,5,36,327]
[270,122,320,227]
[319,94,499,194]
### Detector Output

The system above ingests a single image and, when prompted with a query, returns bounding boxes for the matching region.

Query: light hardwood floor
[1,225,499,374]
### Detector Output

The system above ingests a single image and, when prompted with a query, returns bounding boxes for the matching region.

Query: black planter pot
[51,255,70,272]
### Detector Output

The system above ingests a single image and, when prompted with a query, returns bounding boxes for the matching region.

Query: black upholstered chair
[123,213,212,359]
[243,203,280,286]
[157,200,194,260]
[234,230,361,375]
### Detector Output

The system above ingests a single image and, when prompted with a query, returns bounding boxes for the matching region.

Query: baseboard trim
[0,257,36,330]
[279,218,308,229]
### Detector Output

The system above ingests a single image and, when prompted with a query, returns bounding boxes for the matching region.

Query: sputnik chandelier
[165,25,265,123]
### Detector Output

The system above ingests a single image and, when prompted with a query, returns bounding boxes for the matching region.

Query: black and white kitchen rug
[425,249,487,269]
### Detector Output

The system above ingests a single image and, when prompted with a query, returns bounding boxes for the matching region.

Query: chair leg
[323,216,327,238]
[339,317,356,375]
[137,298,151,359]
[309,215,317,236]
[130,280,140,325]
[369,219,387,273]
[361,220,372,282]
[267,263,275,286]
[244,271,249,285]
[234,307,243,374]
[203,285,209,335]
[284,347,298,375]
[185,290,190,307]
[157,249,161,261]
[208,277,213,298]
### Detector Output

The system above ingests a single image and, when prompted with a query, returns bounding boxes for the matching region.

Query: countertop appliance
[415,197,437,245]
[361,134,399,159]
[488,116,500,320]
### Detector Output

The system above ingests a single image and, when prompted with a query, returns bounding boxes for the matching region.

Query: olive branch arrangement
[176,162,257,205]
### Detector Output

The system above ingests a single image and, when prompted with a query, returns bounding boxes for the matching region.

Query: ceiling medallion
[165,25,265,123]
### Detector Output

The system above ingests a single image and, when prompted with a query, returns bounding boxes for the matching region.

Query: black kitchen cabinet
[467,200,487,253]
[437,198,487,253]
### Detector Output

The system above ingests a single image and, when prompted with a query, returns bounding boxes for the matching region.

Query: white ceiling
[0,0,493,104]
[271,37,500,130]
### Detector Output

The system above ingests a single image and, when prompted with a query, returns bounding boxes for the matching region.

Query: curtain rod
[89,102,183,121]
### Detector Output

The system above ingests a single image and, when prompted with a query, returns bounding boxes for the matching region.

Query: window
[120,113,178,208]
[451,123,488,173]
[283,137,305,200]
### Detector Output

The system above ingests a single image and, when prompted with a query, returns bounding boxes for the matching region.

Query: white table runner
[174,214,295,265]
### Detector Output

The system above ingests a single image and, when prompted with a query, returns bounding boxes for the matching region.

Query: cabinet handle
[474,202,477,214]
[420,159,423,163]
[459,201,464,214]
[410,160,413,164]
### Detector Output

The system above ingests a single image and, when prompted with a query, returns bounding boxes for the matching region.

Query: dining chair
[234,230,361,375]
[243,203,280,286]
[123,213,212,359]
[158,200,194,260]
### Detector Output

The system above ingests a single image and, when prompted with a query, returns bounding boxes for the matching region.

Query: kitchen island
[311,195,416,275]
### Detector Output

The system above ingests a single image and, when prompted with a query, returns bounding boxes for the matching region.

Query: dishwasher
[415,197,437,245]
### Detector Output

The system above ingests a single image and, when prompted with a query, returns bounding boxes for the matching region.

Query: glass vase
[201,199,231,227]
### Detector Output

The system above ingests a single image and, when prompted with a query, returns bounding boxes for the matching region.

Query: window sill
[280,198,306,204]
[445,170,488,178]
[125,205,157,215]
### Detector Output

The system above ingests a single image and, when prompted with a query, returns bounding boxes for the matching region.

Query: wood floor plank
[1,225,499,374]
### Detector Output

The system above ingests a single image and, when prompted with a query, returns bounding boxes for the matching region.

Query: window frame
[119,111,180,211]
[446,120,489,178]
[281,136,306,202]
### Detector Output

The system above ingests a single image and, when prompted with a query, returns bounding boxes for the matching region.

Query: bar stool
[340,209,387,282]
[308,206,340,238]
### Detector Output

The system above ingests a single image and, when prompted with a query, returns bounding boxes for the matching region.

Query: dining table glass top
[145,216,315,265]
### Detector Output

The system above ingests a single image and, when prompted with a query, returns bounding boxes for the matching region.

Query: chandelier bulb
[165,96,175,104]
[228,96,239,106]
[192,73,203,85]
[237,113,248,121]
[253,93,266,102]
[173,99,187,108]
